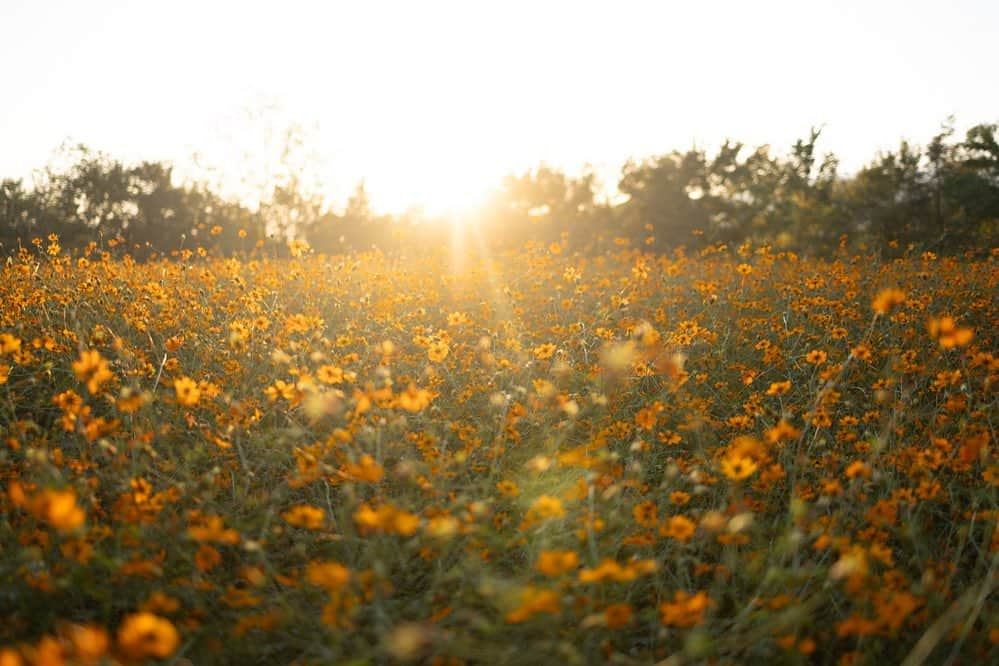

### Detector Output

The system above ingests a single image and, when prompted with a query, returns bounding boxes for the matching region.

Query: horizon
[1,0,996,215]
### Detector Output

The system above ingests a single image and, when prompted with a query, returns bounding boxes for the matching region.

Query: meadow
[0,236,996,665]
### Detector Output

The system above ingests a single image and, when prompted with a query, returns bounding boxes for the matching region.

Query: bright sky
[1,0,996,215]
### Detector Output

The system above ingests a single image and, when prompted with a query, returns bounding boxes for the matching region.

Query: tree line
[2,121,996,259]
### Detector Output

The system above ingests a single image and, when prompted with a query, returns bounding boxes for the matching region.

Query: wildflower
[527,495,565,520]
[533,343,556,360]
[805,349,827,365]
[669,491,691,506]
[316,365,344,384]
[844,460,871,480]
[927,316,974,349]
[505,587,561,623]
[14,486,87,533]
[194,544,221,572]
[353,503,420,536]
[64,624,109,661]
[872,288,905,315]
[397,384,433,412]
[72,349,114,394]
[766,380,791,396]
[341,455,384,483]
[306,561,351,592]
[578,559,636,584]
[660,515,696,542]
[632,500,658,527]
[720,454,758,481]
[188,515,240,544]
[536,550,580,577]
[603,603,633,628]
[282,505,326,530]
[634,406,658,430]
[0,334,21,354]
[659,590,712,627]
[496,480,520,497]
[427,340,449,363]
[116,613,180,661]
[173,376,200,407]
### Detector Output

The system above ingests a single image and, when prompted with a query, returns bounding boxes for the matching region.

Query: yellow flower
[316,365,344,384]
[805,349,827,365]
[632,500,658,527]
[397,384,433,412]
[536,550,580,577]
[872,288,905,315]
[604,603,633,629]
[0,334,21,354]
[496,480,520,497]
[766,380,791,396]
[720,454,758,481]
[533,343,556,360]
[65,624,109,661]
[660,515,696,542]
[116,613,180,661]
[188,515,240,544]
[427,340,449,363]
[659,591,712,627]
[173,376,200,407]
[282,504,326,530]
[927,316,974,349]
[528,495,565,520]
[306,561,351,592]
[72,349,114,394]
[505,587,561,623]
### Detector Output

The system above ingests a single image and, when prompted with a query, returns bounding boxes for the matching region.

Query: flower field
[1,239,996,664]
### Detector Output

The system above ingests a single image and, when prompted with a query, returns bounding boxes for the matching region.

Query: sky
[1,0,996,214]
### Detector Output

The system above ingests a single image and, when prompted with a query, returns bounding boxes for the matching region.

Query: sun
[363,156,496,220]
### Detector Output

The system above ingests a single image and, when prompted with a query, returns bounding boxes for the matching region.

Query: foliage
[2,122,997,259]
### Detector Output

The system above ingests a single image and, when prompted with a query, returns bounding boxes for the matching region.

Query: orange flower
[316,365,345,384]
[306,561,351,592]
[353,503,420,536]
[720,454,758,481]
[188,515,240,544]
[505,587,561,623]
[632,500,658,527]
[536,550,580,577]
[64,623,109,661]
[872,288,905,315]
[844,460,871,479]
[527,495,565,520]
[173,376,200,407]
[427,341,449,363]
[282,504,326,530]
[578,558,637,584]
[669,491,691,506]
[116,613,180,661]
[0,333,22,354]
[766,380,792,396]
[341,455,384,483]
[603,603,633,628]
[397,384,433,412]
[194,544,222,572]
[660,515,696,542]
[72,349,114,394]
[659,590,712,627]
[805,349,827,365]
[533,343,557,360]
[496,480,520,497]
[927,317,974,349]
